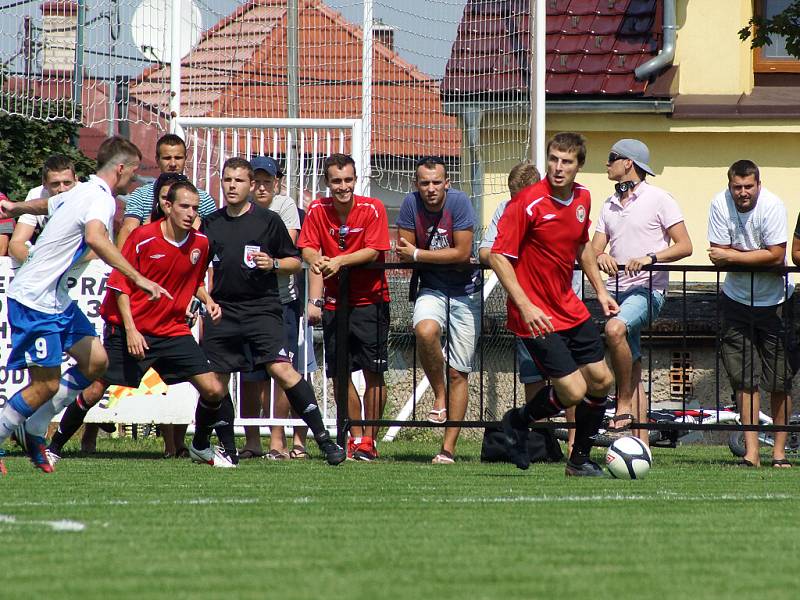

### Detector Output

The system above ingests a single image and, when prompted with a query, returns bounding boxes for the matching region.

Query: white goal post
[174,117,368,432]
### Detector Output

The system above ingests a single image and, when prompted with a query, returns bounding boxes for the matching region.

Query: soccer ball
[605,436,653,479]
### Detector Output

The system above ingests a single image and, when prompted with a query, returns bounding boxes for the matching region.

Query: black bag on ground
[480,425,564,464]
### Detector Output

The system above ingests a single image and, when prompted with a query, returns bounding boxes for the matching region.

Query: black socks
[570,394,607,464]
[285,379,326,440]
[48,396,90,453]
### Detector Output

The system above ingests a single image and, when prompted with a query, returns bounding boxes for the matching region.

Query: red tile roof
[442,0,664,99]
[129,0,459,157]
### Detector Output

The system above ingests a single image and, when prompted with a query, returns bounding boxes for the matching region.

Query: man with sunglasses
[591,139,692,443]
[490,132,618,477]
[298,153,391,461]
[396,156,482,465]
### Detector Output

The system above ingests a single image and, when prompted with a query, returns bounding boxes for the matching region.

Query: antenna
[131,0,202,63]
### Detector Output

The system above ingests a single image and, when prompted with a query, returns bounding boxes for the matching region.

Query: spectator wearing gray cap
[238,155,319,460]
[591,139,692,444]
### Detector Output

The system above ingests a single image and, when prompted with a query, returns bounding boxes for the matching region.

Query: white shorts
[412,289,481,373]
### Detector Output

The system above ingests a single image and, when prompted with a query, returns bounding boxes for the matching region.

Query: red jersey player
[490,132,619,477]
[47,182,235,468]
[298,153,391,461]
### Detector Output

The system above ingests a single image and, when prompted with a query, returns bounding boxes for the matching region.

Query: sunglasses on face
[607,152,628,163]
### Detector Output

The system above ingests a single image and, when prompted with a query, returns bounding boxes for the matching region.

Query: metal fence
[326,262,800,446]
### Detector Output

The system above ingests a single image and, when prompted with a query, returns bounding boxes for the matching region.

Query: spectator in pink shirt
[591,139,693,444]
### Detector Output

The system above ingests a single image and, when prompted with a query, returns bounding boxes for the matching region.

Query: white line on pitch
[0,514,85,532]
[419,493,795,504]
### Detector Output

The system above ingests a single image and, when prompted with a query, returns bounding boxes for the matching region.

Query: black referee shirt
[202,202,300,304]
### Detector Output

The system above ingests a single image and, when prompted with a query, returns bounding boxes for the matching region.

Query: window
[754,0,800,72]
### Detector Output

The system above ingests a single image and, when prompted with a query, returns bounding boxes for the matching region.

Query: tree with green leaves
[739,1,800,59]
[0,96,94,201]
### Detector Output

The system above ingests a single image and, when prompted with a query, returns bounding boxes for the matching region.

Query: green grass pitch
[1,439,798,600]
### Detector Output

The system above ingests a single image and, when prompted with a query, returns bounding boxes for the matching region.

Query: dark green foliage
[740,1,800,58]
[0,95,95,200]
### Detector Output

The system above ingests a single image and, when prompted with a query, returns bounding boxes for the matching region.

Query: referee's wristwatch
[272,258,280,271]
[647,252,658,265]
[309,298,325,308]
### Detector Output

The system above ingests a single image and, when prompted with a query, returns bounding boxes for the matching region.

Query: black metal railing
[329,262,800,445]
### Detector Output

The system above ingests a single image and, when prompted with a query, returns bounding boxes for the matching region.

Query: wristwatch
[272,258,280,271]
[309,298,325,308]
[647,252,658,265]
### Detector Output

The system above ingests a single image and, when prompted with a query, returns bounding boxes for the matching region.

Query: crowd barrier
[2,257,800,447]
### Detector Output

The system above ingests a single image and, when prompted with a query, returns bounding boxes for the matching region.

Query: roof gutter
[443,99,673,116]
[634,0,677,81]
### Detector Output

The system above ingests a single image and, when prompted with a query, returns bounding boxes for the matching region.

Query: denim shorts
[613,287,665,361]
[516,337,543,384]
[413,288,481,373]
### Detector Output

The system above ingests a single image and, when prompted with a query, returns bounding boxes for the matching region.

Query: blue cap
[250,155,282,177]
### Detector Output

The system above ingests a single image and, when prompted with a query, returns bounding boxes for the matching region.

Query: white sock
[25,366,92,438]
[24,400,60,438]
[0,404,28,445]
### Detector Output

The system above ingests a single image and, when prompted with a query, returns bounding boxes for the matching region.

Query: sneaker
[14,425,54,473]
[353,436,378,462]
[45,449,61,467]
[565,459,604,477]
[188,443,237,468]
[500,409,530,471]
[346,436,360,460]
[316,432,346,466]
[431,451,455,465]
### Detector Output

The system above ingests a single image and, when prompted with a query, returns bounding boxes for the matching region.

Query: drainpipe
[634,0,676,80]
[463,107,483,220]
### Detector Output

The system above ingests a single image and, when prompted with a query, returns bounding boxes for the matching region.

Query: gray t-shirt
[259,194,301,304]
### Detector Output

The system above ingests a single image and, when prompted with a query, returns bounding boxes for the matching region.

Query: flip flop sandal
[264,449,289,461]
[289,446,309,460]
[737,458,758,467]
[772,458,792,468]
[238,448,266,460]
[606,413,635,433]
[427,408,447,424]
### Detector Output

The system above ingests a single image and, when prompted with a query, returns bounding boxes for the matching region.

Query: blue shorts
[612,287,665,361]
[7,299,97,370]
[516,337,543,384]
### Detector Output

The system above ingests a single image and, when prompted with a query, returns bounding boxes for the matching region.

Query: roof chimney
[41,1,78,74]
[373,18,394,52]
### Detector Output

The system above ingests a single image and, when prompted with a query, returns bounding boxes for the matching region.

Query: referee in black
[196,157,345,465]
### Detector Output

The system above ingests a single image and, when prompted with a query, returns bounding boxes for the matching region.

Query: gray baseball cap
[610,139,655,176]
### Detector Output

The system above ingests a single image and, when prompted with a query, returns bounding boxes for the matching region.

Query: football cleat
[346,436,359,460]
[45,449,61,467]
[0,449,7,476]
[14,425,54,473]
[565,459,605,477]
[500,409,530,470]
[316,432,346,466]
[189,443,237,468]
[353,436,378,462]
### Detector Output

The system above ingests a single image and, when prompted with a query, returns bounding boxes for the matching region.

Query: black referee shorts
[102,324,212,387]
[520,318,605,379]
[201,301,290,373]
[322,302,389,378]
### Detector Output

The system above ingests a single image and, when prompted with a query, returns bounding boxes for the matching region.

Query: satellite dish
[131,0,203,63]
